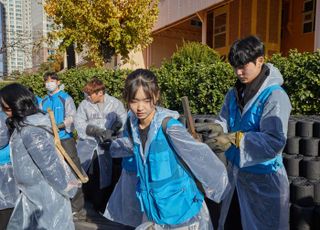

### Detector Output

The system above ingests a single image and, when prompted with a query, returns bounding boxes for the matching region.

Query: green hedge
[155,42,235,114]
[14,43,320,115]
[18,68,129,106]
[270,49,320,115]
[0,81,15,89]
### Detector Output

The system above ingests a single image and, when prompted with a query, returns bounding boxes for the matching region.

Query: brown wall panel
[229,0,240,45]
[280,0,314,55]
[240,0,252,38]
[268,50,277,56]
[256,0,268,41]
[269,0,280,43]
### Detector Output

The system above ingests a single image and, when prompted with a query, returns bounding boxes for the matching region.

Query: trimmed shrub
[0,81,16,89]
[155,42,235,114]
[15,47,320,115]
[270,50,320,115]
[18,68,129,106]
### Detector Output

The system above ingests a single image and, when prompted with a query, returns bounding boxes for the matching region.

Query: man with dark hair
[75,78,127,213]
[40,71,86,221]
[196,36,291,229]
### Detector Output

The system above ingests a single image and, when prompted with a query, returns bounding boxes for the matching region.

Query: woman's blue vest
[0,144,11,165]
[225,85,284,174]
[133,119,203,225]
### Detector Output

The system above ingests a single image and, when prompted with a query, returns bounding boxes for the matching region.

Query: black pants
[0,208,13,230]
[224,191,243,230]
[205,198,221,229]
[82,151,122,213]
[61,137,85,213]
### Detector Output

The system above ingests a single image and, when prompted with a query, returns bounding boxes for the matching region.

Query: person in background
[74,78,126,213]
[0,83,78,230]
[40,71,86,221]
[0,108,19,230]
[109,69,229,229]
[196,35,291,230]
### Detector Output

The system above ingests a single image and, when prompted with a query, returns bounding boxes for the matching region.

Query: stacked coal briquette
[284,115,320,230]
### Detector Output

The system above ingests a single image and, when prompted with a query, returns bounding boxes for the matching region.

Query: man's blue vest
[0,144,11,165]
[133,118,203,225]
[36,96,42,106]
[122,156,136,173]
[41,91,72,140]
[226,85,284,174]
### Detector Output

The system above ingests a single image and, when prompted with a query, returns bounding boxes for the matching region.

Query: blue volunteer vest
[133,118,203,225]
[226,85,284,174]
[0,144,11,165]
[36,96,42,106]
[41,91,72,140]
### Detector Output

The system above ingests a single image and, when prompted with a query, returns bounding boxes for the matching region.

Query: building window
[303,0,316,33]
[48,49,55,55]
[214,13,227,48]
[212,5,228,50]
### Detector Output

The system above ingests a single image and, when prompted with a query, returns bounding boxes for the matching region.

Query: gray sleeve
[238,90,292,167]
[110,137,133,158]
[74,101,90,140]
[113,99,127,131]
[64,97,77,133]
[166,123,230,202]
[0,112,9,148]
[22,127,78,197]
[215,90,233,133]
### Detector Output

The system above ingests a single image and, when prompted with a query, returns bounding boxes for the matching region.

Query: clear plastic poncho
[109,107,230,229]
[7,113,79,230]
[75,93,127,188]
[216,64,291,230]
[0,111,19,210]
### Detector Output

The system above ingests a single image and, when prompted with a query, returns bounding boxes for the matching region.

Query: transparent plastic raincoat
[109,107,230,229]
[216,64,291,230]
[75,94,127,188]
[103,109,179,227]
[0,111,19,210]
[7,113,79,230]
[103,166,142,227]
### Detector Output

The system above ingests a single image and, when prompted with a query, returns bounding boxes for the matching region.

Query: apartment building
[0,3,6,76]
[0,0,32,75]
[31,0,57,70]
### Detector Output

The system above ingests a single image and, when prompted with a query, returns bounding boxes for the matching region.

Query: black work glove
[86,119,123,149]
[57,122,66,130]
[205,132,243,153]
[110,119,123,137]
[86,125,113,144]
[195,123,224,140]
[99,140,112,150]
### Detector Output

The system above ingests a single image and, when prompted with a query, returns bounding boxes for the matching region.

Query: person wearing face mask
[74,78,126,213]
[40,71,86,221]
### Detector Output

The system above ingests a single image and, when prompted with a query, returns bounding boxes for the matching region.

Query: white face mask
[45,82,58,92]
